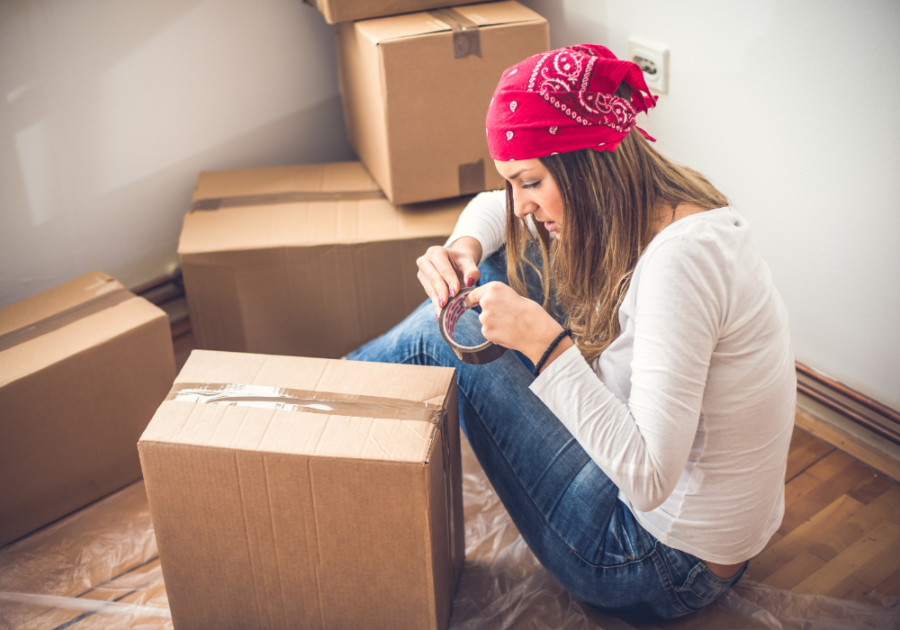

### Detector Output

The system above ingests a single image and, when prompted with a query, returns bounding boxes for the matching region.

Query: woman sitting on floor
[348,44,796,622]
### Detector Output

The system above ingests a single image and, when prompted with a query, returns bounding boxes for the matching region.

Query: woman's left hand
[463,282,566,366]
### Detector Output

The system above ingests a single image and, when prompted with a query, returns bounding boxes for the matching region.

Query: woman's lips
[544,221,556,232]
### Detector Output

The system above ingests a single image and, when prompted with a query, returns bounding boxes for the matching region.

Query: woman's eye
[522,180,541,189]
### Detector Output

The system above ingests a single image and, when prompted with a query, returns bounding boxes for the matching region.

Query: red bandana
[486,44,658,161]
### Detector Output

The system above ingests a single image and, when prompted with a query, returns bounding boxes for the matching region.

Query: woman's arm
[444,190,506,264]
[417,191,506,317]
[530,234,726,512]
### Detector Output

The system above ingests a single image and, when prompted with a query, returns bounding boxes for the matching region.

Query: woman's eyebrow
[507,168,534,180]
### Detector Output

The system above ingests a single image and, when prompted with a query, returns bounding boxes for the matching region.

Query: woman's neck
[649,202,709,242]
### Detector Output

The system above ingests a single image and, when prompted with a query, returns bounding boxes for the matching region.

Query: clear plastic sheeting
[0,482,169,630]
[2,438,898,630]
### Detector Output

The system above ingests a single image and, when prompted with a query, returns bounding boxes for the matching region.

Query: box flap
[306,0,486,25]
[0,271,123,337]
[357,0,544,44]
[178,195,468,254]
[0,297,168,389]
[0,272,168,388]
[192,162,380,203]
[140,351,456,464]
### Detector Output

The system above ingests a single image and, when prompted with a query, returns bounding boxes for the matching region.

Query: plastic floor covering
[1,435,898,630]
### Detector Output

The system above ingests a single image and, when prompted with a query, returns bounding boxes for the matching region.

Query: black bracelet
[533,329,571,377]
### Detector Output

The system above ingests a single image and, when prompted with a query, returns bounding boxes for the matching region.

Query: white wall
[0,0,353,303]
[2,0,898,407]
[518,0,900,407]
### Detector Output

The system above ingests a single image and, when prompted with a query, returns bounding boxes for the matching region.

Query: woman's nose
[513,193,534,219]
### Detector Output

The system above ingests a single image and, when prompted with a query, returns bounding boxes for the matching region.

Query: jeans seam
[458,384,644,571]
[682,561,747,599]
[651,546,692,616]
[661,545,688,583]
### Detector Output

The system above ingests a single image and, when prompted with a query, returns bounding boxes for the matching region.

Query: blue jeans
[346,249,746,622]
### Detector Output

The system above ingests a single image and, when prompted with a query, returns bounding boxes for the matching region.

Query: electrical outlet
[628,37,669,94]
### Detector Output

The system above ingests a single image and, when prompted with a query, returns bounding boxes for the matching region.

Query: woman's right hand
[417,237,483,319]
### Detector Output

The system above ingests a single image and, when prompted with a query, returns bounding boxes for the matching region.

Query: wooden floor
[744,428,900,602]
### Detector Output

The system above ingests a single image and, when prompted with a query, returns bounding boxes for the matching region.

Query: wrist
[448,236,483,265]
[536,335,574,375]
[524,322,566,367]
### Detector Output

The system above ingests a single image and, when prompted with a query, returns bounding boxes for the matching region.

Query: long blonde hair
[505,129,728,364]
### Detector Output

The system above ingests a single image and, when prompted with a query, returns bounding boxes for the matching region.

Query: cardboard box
[336,1,549,204]
[0,271,175,547]
[304,0,483,24]
[179,161,467,358]
[139,350,464,630]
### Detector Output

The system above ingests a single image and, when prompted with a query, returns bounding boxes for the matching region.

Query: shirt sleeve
[444,190,507,264]
[529,233,728,512]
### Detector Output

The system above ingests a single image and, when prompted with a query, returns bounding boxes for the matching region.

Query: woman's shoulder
[642,207,754,264]
[635,207,768,294]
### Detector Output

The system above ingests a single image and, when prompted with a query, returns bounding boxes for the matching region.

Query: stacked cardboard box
[150,3,552,628]
[4,1,554,627]
[139,350,464,630]
[337,1,550,204]
[305,0,482,24]
[0,271,174,547]
[180,161,468,358]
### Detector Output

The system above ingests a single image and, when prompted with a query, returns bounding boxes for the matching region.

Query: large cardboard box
[139,350,464,630]
[179,161,467,358]
[336,1,549,204]
[0,271,175,547]
[304,0,482,24]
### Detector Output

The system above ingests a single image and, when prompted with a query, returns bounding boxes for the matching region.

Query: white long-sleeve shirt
[447,191,796,564]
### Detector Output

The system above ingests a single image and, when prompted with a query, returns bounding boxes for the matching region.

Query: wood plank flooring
[743,428,900,605]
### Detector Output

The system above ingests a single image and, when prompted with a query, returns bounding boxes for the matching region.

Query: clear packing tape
[165,382,444,423]
[2,437,898,630]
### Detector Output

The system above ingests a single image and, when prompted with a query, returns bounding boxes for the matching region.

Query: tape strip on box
[0,288,135,353]
[458,159,485,195]
[166,382,444,423]
[191,190,385,211]
[428,8,482,58]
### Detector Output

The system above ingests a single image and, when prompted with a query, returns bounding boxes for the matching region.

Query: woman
[348,45,796,621]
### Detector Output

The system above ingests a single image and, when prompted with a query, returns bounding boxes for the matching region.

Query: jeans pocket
[674,562,744,611]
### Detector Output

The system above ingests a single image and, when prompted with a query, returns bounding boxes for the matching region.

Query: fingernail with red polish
[439,297,445,308]
[450,287,457,298]
[466,276,475,288]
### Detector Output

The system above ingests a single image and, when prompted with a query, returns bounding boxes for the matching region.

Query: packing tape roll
[439,287,506,365]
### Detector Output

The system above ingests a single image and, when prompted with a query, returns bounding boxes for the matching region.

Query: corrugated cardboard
[138,350,465,630]
[336,1,549,204]
[0,271,174,547]
[303,0,483,24]
[179,161,468,358]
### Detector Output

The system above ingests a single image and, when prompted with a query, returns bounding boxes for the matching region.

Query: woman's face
[493,158,565,239]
